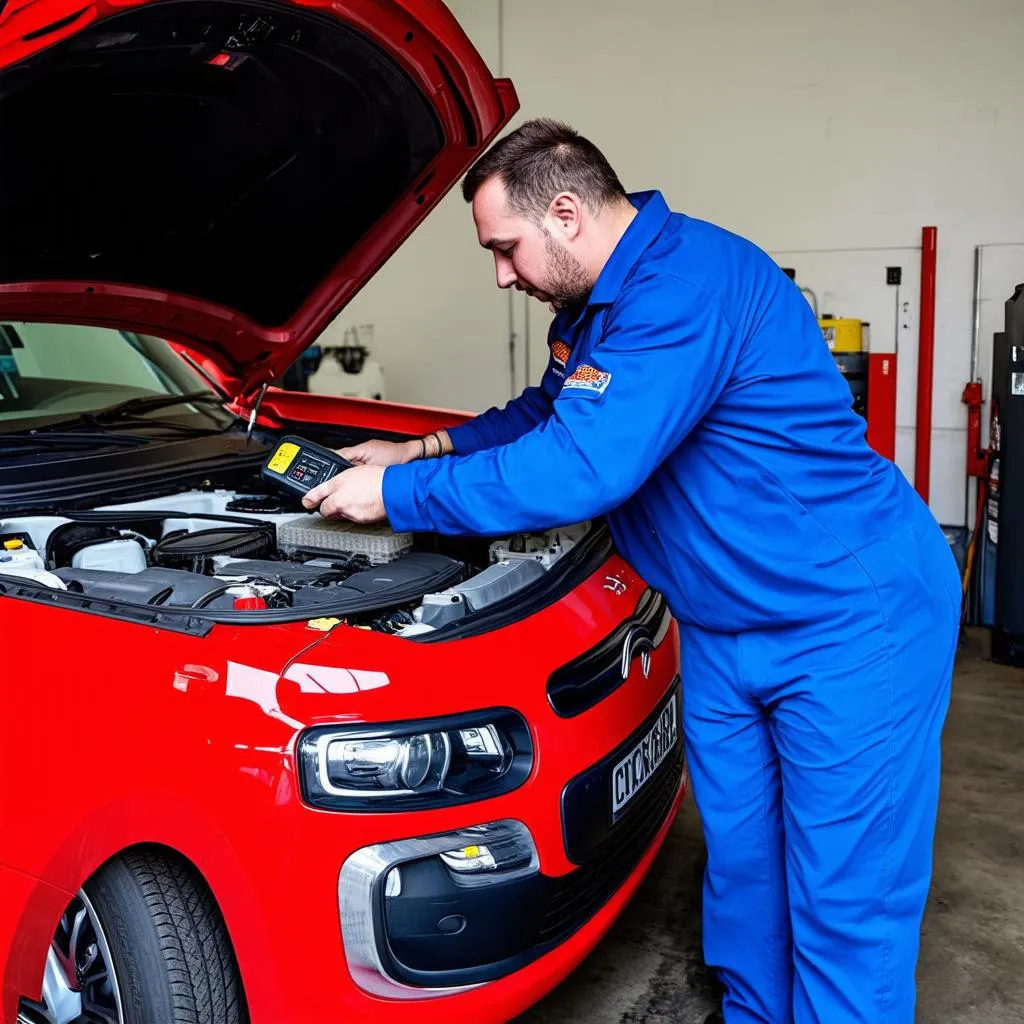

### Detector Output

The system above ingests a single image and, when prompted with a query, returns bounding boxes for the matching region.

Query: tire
[84,848,248,1024]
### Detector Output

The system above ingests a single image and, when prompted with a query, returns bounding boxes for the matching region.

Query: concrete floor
[516,630,1024,1024]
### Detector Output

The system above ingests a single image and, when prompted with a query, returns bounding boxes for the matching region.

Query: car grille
[546,588,671,717]
[539,745,683,943]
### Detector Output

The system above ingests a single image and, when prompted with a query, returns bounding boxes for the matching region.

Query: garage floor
[516,630,1024,1024]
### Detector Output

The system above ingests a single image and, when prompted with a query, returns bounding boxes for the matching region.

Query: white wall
[317,0,510,416]
[324,0,1024,526]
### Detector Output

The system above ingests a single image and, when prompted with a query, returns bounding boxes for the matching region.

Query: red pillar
[915,226,938,503]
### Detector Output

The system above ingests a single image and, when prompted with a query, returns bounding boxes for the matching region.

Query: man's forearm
[401,428,454,463]
[441,385,556,457]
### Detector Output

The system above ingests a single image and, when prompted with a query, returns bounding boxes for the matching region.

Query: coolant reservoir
[0,538,44,572]
[71,539,148,573]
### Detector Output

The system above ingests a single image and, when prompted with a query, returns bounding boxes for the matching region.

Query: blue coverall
[382,190,961,1023]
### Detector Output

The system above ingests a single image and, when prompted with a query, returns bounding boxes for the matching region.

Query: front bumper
[339,681,683,998]
[210,570,685,1024]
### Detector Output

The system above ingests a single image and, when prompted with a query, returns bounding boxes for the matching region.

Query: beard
[541,230,591,311]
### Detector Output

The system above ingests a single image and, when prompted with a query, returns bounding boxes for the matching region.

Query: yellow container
[819,318,863,353]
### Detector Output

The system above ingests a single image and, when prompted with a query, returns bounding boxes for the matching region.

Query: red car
[0,1,686,1022]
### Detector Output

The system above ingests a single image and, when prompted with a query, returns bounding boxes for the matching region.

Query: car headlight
[298,709,533,811]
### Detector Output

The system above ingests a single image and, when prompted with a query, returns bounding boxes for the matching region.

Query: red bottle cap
[233,595,267,610]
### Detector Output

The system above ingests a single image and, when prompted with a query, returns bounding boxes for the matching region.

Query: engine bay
[0,481,590,637]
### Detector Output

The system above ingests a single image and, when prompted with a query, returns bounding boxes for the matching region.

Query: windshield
[0,322,233,432]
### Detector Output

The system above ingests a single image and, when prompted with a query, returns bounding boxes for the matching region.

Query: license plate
[611,691,679,819]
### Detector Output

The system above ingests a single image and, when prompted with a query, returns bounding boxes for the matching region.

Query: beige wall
[324,0,1024,525]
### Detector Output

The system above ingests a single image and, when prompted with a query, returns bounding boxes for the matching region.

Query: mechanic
[303,118,961,1024]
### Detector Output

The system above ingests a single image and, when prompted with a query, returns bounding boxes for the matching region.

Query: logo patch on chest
[551,340,571,367]
[562,363,612,398]
[549,339,572,379]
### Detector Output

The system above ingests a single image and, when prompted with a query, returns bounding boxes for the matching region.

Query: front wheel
[20,848,247,1024]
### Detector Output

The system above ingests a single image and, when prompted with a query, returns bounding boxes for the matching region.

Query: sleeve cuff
[445,420,485,455]
[382,462,432,533]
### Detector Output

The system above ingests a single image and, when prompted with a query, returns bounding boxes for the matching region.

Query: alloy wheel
[18,890,123,1024]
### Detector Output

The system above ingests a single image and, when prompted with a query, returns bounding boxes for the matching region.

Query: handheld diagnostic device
[260,436,353,499]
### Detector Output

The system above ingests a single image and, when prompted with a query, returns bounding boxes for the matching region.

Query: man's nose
[494,256,517,290]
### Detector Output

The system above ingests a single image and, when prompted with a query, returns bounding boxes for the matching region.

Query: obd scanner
[261,436,353,499]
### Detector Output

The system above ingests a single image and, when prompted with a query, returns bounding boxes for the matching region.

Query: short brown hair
[461,118,627,219]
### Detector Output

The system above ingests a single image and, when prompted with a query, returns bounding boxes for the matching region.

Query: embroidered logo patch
[549,339,571,379]
[562,363,612,398]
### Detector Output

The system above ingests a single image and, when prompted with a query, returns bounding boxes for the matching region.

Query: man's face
[472,176,591,311]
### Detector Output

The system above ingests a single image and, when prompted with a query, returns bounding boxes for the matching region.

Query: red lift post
[915,226,937,502]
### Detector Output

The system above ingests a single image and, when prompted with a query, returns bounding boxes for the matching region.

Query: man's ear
[547,192,583,242]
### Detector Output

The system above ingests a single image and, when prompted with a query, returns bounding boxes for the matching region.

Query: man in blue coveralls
[304,119,961,1023]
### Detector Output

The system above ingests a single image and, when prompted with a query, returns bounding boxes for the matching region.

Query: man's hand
[302,465,387,523]
[337,439,418,467]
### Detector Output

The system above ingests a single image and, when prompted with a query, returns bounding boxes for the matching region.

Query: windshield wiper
[23,392,234,437]
[0,431,150,453]
[91,391,228,421]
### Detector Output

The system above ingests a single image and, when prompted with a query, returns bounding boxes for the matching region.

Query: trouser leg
[760,584,956,1023]
[681,626,792,1024]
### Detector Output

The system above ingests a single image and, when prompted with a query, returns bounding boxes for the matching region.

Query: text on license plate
[611,692,679,819]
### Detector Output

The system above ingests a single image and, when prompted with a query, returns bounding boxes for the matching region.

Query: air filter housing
[154,527,274,574]
[276,516,412,565]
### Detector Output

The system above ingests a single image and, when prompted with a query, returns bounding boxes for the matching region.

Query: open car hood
[0,0,516,401]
